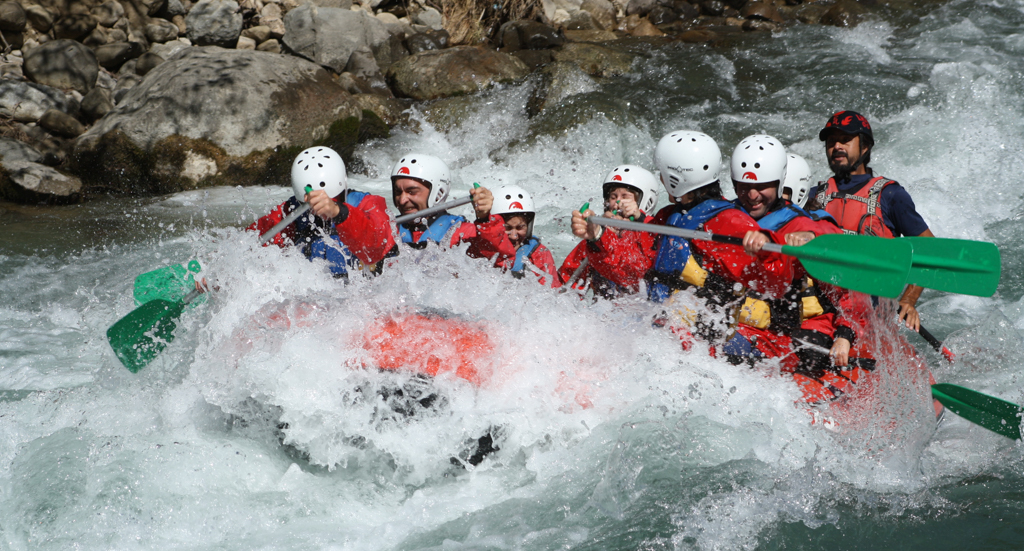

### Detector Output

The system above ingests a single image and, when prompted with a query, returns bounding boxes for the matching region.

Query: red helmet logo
[509,201,523,210]
[840,115,853,126]
[742,172,757,180]
[612,174,623,181]
[398,166,411,175]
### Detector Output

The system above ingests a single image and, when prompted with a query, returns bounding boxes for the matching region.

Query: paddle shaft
[559,202,593,293]
[259,203,311,245]
[588,216,772,251]
[394,195,474,226]
[559,259,590,294]
[919,324,955,363]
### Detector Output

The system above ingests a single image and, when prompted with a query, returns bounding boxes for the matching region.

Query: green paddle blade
[932,383,1022,440]
[134,260,205,306]
[905,237,1001,297]
[107,298,188,373]
[781,233,912,298]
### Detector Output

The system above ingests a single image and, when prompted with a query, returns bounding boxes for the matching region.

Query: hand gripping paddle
[588,217,913,298]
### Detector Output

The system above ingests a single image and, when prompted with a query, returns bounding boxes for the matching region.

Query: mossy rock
[69,109,391,197]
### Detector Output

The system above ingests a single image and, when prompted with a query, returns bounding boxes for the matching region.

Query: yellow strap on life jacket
[681,255,708,287]
[735,297,771,329]
[801,278,825,320]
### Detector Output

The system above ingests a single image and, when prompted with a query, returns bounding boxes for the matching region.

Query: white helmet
[654,131,722,199]
[730,134,787,187]
[390,153,451,208]
[291,147,347,200]
[492,185,536,238]
[782,153,812,207]
[603,165,659,214]
[492,185,535,216]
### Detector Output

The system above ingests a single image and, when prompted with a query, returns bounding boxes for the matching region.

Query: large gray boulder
[282,5,389,73]
[23,39,99,93]
[0,80,75,122]
[186,0,243,47]
[386,46,530,101]
[73,47,372,194]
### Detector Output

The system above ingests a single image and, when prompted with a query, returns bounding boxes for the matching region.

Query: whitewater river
[3,0,1024,548]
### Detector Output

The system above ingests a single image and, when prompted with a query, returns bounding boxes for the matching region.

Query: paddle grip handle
[259,202,311,245]
[394,195,474,225]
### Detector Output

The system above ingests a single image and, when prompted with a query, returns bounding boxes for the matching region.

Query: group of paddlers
[248,110,935,403]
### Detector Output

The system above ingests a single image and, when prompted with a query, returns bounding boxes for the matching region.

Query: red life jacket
[815,176,895,238]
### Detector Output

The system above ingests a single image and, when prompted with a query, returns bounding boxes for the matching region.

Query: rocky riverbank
[0,0,941,204]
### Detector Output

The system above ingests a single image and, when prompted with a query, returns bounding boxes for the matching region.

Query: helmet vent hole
[505,194,511,199]
[304,165,309,171]
[691,138,696,142]
[677,138,682,143]
[703,165,709,170]
[741,162,747,167]
[318,163,323,168]
[319,181,325,188]
[754,163,760,168]
[411,159,417,163]
[758,146,764,150]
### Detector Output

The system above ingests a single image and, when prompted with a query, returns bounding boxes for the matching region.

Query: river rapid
[3,0,1024,548]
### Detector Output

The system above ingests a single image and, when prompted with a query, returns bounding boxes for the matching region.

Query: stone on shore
[499,20,564,51]
[24,5,53,32]
[386,45,530,101]
[186,0,244,47]
[38,108,85,138]
[0,137,42,164]
[563,29,617,42]
[820,0,866,27]
[94,41,146,71]
[552,42,635,77]
[0,80,76,122]
[0,160,82,204]
[282,5,389,73]
[81,87,114,121]
[0,1,26,32]
[23,39,99,93]
[73,47,369,195]
[580,0,617,30]
[145,18,180,43]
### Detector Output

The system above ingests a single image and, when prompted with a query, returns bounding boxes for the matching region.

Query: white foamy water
[4,0,1024,548]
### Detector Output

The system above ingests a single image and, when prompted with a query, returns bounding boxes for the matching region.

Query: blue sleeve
[879,183,929,237]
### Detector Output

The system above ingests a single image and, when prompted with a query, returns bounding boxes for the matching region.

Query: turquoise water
[3,0,1024,548]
